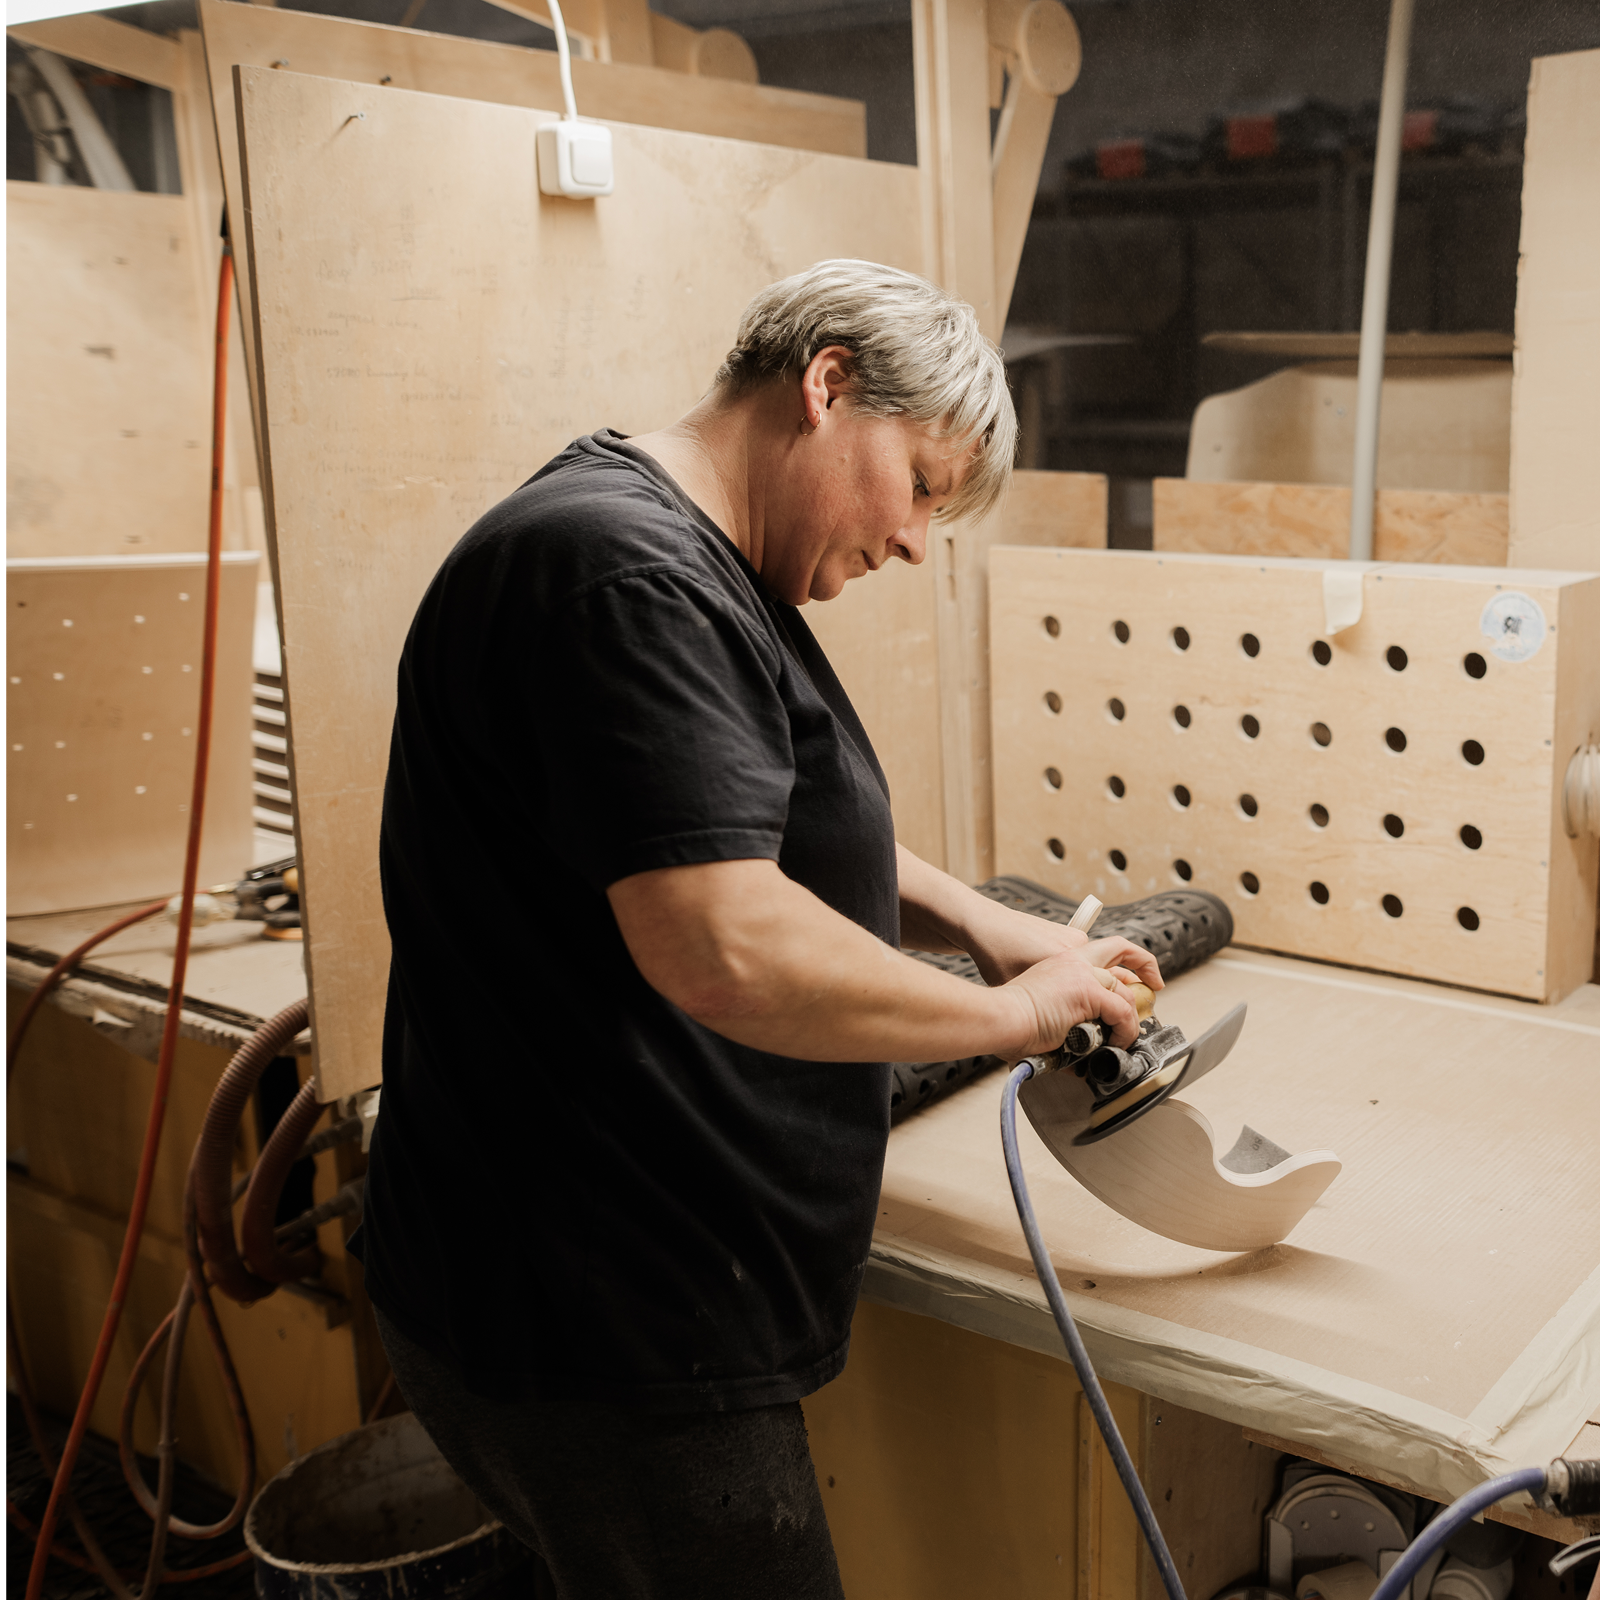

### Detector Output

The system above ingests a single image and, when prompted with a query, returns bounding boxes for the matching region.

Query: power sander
[1026,893,1248,1146]
[891,877,1237,1124]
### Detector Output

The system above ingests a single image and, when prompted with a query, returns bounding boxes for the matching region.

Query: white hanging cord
[545,0,578,122]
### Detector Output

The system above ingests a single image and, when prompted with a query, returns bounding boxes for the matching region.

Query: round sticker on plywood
[1480,590,1546,663]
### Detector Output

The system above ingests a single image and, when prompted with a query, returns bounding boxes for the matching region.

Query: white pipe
[1348,0,1414,561]
[23,45,135,191]
[545,0,578,122]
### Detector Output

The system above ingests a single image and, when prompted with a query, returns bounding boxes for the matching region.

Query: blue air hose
[1001,1060,1189,1600]
[999,1059,1598,1600]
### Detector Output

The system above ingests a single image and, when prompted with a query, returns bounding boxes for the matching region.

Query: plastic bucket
[244,1410,530,1598]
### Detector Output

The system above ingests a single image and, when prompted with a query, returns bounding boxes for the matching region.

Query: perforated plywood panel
[989,549,1600,1001]
[7,554,258,915]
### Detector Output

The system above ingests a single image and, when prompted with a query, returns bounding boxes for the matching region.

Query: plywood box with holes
[7,554,258,915]
[989,548,1600,1001]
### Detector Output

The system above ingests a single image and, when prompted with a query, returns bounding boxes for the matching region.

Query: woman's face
[761,405,973,606]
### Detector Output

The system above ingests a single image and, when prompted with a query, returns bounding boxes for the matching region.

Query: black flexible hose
[1000,1060,1189,1600]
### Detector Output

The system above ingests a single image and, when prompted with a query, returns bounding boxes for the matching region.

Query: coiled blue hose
[999,1059,1560,1600]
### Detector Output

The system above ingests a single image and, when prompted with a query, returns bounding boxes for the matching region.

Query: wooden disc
[1019,0,1081,96]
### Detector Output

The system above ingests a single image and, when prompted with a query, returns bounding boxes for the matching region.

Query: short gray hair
[715,259,1015,523]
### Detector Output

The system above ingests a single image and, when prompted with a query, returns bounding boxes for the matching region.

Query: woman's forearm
[607,856,1136,1063]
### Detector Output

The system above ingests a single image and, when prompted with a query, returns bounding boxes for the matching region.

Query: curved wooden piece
[1020,1070,1341,1252]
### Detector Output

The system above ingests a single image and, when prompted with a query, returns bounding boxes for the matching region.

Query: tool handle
[1066,894,1103,935]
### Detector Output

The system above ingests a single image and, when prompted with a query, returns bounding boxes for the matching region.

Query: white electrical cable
[545,0,578,122]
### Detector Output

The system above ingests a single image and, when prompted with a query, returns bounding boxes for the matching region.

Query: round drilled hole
[1044,767,1063,790]
[1309,802,1330,828]
[1309,881,1330,905]
[1044,615,1061,637]
[1311,640,1332,667]
[1239,871,1260,897]
[1107,775,1126,799]
[1311,722,1332,747]
[1457,906,1480,932]
[1112,619,1130,644]
[1047,837,1065,860]
[1386,645,1408,672]
[1240,633,1260,658]
[1383,813,1404,838]
[1240,713,1260,739]
[1238,793,1258,818]
[1461,739,1485,766]
[1463,652,1487,680]
[1385,726,1407,753]
[1106,696,1126,722]
[1171,784,1191,809]
[1172,704,1192,730]
[1382,893,1404,918]
[1173,859,1193,882]
[1459,824,1482,850]
[1044,690,1062,714]
[1109,849,1128,872]
[1171,626,1190,652]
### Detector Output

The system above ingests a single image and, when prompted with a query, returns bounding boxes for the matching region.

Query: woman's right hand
[1001,950,1142,1059]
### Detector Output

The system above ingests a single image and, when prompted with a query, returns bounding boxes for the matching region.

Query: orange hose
[25,243,237,1600]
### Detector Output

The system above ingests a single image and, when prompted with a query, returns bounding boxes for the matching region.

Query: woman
[353,260,1160,1599]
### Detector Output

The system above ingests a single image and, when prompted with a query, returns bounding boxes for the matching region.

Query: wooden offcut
[1153,479,1508,565]
[1001,468,1108,548]
[235,67,925,1099]
[989,547,1600,1001]
[1509,49,1600,569]
[1186,360,1511,494]
[7,555,259,916]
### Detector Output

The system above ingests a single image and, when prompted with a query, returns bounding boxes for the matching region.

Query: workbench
[9,917,1598,1599]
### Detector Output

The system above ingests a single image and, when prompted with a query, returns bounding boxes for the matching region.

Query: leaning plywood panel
[1509,49,1600,569]
[199,0,865,417]
[6,554,258,915]
[1153,480,1508,565]
[7,184,217,559]
[237,67,924,1100]
[1186,361,1510,494]
[989,548,1600,1001]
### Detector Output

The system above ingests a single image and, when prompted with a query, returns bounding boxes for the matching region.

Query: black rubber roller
[887,879,1233,1125]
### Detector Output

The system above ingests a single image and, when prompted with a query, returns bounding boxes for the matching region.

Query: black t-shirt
[350,431,900,1411]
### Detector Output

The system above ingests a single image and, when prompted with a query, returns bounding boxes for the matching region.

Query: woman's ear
[800,345,856,427]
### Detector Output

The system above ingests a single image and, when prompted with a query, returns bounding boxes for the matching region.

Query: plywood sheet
[1186,361,1511,494]
[1509,49,1600,569]
[6,184,216,559]
[864,948,1600,1502]
[236,67,924,1099]
[1001,467,1107,548]
[988,548,1600,1001]
[198,0,865,421]
[1154,480,1508,566]
[7,555,259,916]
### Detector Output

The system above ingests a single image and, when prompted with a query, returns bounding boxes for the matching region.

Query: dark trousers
[375,1309,847,1600]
